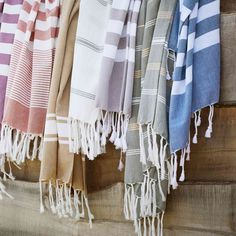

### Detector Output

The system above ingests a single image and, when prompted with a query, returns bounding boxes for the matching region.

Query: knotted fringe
[139,124,168,182]
[124,171,167,236]
[192,105,215,144]
[124,183,165,236]
[0,124,43,164]
[170,105,215,186]
[0,154,14,199]
[205,105,214,138]
[40,180,94,228]
[68,111,129,160]
[118,151,125,171]
[0,176,14,200]
[133,214,164,236]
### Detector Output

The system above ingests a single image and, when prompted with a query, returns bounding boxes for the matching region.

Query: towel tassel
[205,105,214,138]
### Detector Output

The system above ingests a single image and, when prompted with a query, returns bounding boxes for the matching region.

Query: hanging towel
[40,0,93,224]
[124,0,176,235]
[68,0,112,160]
[0,0,23,124]
[168,0,220,184]
[95,0,141,152]
[0,0,60,164]
[68,0,141,160]
[138,0,176,173]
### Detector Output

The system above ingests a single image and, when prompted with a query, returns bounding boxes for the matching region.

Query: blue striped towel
[168,0,220,154]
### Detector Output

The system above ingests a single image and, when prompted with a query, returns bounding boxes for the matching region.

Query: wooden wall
[1,1,236,235]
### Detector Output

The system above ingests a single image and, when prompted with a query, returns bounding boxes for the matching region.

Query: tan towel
[40,0,93,225]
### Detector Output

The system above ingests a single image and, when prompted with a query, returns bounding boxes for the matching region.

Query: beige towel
[40,0,93,225]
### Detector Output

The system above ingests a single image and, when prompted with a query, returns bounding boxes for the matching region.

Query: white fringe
[40,180,94,226]
[170,153,178,189]
[0,124,42,164]
[205,105,214,138]
[170,105,216,186]
[124,180,166,236]
[124,185,165,236]
[132,215,164,236]
[170,140,192,187]
[0,177,14,200]
[139,124,168,181]
[118,151,124,171]
[0,154,14,200]
[68,111,129,160]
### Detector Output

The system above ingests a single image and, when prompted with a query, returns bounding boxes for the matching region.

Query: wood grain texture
[220,12,236,104]
[0,181,134,236]
[7,143,124,193]
[0,181,235,235]
[165,228,236,236]
[8,107,236,185]
[221,0,236,13]
[185,107,236,182]
[86,143,123,193]
[165,183,235,233]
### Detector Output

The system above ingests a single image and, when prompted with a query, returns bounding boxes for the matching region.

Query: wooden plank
[0,181,235,235]
[88,183,124,221]
[8,143,123,193]
[165,183,235,233]
[185,151,236,182]
[0,222,134,236]
[0,181,134,236]
[221,0,236,13]
[165,228,235,236]
[220,12,236,104]
[8,107,236,184]
[7,159,41,182]
[86,143,123,192]
[184,107,236,181]
[233,187,236,232]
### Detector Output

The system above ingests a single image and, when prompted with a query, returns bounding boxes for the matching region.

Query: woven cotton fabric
[68,0,141,160]
[0,0,23,124]
[124,0,177,234]
[40,0,93,223]
[68,0,112,160]
[0,0,60,163]
[169,0,220,154]
[95,0,141,153]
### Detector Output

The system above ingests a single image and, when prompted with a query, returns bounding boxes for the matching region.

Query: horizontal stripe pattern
[76,36,104,53]
[3,0,60,134]
[0,0,23,122]
[138,0,176,139]
[69,0,112,124]
[44,114,71,145]
[125,0,176,226]
[125,0,158,185]
[95,0,141,115]
[169,0,220,152]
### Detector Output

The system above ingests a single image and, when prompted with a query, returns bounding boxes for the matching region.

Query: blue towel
[168,0,220,153]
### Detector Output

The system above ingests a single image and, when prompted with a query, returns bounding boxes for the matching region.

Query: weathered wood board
[186,107,236,182]
[220,12,236,104]
[221,0,236,13]
[9,107,236,186]
[0,181,235,236]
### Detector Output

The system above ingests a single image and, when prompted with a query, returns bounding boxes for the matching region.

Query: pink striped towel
[0,0,60,165]
[0,0,23,124]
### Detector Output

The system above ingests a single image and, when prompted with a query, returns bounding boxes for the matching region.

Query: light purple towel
[0,0,23,123]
